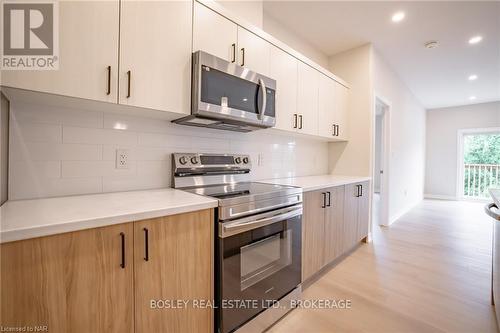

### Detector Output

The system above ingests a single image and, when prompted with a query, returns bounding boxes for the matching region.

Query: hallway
[270,199,497,332]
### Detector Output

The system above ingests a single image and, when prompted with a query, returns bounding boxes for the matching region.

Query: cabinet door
[270,45,298,132]
[334,83,350,140]
[302,189,326,281]
[324,186,345,264]
[1,1,119,103]
[119,1,191,114]
[297,62,319,136]
[343,183,360,252]
[134,209,213,333]
[237,27,271,76]
[0,224,134,333]
[318,74,336,138]
[356,181,370,241]
[193,2,237,62]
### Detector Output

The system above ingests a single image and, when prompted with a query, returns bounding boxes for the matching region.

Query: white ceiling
[263,1,500,109]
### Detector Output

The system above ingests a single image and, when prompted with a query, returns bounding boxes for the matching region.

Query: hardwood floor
[270,199,498,333]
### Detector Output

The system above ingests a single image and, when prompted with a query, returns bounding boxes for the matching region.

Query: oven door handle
[258,78,267,120]
[221,206,302,238]
[485,203,500,220]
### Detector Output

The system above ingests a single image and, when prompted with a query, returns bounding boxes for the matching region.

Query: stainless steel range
[172,153,302,333]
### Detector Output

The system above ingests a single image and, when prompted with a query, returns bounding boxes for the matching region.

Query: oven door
[217,205,302,333]
[193,51,276,128]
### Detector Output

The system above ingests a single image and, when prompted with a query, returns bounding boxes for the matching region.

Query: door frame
[456,127,500,201]
[372,94,391,226]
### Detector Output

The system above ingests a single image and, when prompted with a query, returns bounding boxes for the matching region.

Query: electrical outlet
[116,149,129,169]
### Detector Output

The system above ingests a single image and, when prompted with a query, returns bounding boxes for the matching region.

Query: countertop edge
[258,176,371,192]
[0,200,217,244]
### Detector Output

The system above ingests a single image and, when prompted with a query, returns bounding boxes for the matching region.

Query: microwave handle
[258,78,267,119]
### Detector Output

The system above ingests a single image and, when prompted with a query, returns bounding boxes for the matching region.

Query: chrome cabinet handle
[106,66,111,95]
[486,203,500,220]
[126,70,131,98]
[258,79,267,120]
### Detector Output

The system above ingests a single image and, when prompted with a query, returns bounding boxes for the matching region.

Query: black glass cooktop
[182,182,297,200]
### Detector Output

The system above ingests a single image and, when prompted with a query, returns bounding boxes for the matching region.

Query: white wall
[328,44,373,177]
[425,101,500,199]
[263,14,329,68]
[8,102,329,200]
[372,50,426,223]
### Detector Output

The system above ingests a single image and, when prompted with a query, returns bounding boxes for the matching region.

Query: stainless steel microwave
[173,51,276,132]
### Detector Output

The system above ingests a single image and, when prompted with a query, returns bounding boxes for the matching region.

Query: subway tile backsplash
[8,102,328,200]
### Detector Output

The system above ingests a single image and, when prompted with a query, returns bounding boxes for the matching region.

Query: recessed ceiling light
[391,11,405,22]
[468,74,478,81]
[424,41,439,49]
[468,35,483,44]
[469,96,477,100]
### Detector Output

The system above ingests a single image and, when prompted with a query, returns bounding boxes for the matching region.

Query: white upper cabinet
[318,74,350,140]
[1,1,119,103]
[193,2,237,63]
[334,83,349,140]
[318,73,336,138]
[119,1,191,115]
[297,62,319,136]
[237,27,271,76]
[270,45,298,132]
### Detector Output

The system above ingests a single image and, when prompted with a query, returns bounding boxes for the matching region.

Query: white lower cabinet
[119,0,192,114]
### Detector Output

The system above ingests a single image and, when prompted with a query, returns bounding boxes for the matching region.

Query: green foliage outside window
[463,134,500,198]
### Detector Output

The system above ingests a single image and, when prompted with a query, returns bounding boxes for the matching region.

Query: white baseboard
[424,193,458,201]
[388,199,422,225]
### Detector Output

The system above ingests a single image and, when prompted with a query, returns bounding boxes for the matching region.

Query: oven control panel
[173,153,251,169]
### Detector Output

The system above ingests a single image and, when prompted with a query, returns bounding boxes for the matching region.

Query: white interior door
[2,1,119,103]
[269,45,298,132]
[193,2,237,63]
[119,1,192,114]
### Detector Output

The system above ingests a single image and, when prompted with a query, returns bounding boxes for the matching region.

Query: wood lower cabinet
[302,182,369,283]
[134,209,213,333]
[302,189,327,281]
[344,181,370,252]
[0,209,214,333]
[0,223,134,333]
[324,186,345,263]
[302,186,345,281]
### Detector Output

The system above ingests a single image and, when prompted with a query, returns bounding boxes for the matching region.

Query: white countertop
[259,175,371,192]
[0,189,218,244]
